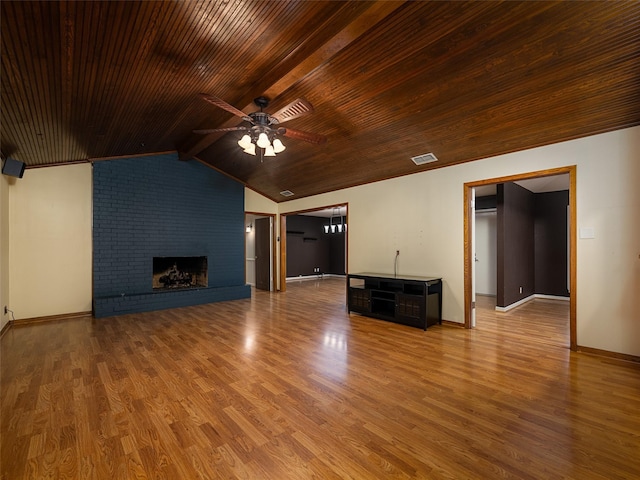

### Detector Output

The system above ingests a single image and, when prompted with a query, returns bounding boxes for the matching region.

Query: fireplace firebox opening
[153,256,208,290]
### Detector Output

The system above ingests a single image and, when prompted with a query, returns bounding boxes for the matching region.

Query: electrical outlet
[519,286,523,294]
[3,306,7,314]
[396,250,400,255]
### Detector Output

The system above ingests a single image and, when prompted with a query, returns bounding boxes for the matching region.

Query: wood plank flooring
[2,278,639,479]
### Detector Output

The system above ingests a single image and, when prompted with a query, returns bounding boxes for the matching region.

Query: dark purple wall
[535,191,569,296]
[329,227,346,274]
[286,215,345,277]
[496,184,570,307]
[497,183,535,307]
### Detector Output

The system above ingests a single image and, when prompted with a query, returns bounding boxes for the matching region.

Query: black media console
[347,272,442,330]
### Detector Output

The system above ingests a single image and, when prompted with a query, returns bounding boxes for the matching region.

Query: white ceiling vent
[279,190,295,197]
[411,152,438,166]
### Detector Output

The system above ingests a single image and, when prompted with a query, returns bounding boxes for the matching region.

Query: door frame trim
[463,166,577,350]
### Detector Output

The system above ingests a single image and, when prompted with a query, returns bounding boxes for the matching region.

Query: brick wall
[92,153,250,317]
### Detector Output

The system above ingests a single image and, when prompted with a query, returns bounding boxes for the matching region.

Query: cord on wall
[394,250,400,277]
[4,306,16,322]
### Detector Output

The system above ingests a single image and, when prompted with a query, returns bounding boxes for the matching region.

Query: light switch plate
[579,227,595,239]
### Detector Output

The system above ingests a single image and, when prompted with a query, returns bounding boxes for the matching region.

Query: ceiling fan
[193,94,326,157]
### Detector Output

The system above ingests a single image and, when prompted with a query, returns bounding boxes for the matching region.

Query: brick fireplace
[92,153,250,317]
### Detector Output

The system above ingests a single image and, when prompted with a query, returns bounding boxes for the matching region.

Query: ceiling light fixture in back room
[324,207,346,234]
[193,94,327,160]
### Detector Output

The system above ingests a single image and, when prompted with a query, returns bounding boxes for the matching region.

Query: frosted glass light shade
[238,134,252,149]
[257,132,270,149]
[273,138,286,153]
[243,143,256,155]
[264,145,276,157]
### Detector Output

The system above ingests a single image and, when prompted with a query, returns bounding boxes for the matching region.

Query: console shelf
[347,272,442,330]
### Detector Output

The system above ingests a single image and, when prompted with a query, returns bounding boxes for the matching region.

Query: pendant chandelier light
[324,207,346,234]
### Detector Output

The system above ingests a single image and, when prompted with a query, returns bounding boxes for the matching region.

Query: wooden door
[255,217,271,291]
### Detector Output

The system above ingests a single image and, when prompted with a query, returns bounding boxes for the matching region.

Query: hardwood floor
[2,278,639,479]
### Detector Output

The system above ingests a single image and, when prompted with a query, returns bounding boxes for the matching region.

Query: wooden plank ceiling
[2,1,639,201]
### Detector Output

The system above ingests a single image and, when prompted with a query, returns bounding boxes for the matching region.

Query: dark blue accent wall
[92,153,250,317]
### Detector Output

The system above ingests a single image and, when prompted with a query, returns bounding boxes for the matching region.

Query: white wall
[0,174,10,331]
[276,126,640,357]
[9,163,93,319]
[245,188,278,214]
[475,211,497,296]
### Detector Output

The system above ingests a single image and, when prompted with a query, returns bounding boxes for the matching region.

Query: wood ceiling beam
[177,1,404,161]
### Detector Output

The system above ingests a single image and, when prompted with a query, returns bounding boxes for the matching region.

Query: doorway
[475,209,497,296]
[245,212,276,291]
[464,166,577,350]
[279,204,348,293]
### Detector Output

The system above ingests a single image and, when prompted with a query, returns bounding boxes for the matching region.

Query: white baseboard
[534,294,570,301]
[286,274,345,282]
[495,295,535,312]
[495,293,570,312]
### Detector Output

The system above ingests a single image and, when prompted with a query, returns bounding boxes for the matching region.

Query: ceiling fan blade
[280,127,327,145]
[192,126,248,135]
[199,94,251,121]
[270,98,314,124]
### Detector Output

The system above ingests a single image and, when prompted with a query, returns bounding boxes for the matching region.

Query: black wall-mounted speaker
[1,157,26,178]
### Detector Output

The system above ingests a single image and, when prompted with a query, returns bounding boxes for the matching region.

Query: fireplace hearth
[153,256,208,290]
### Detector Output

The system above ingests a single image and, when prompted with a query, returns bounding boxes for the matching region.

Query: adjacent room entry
[254,217,271,291]
[245,213,275,291]
[463,166,577,350]
[475,210,497,296]
[279,204,348,293]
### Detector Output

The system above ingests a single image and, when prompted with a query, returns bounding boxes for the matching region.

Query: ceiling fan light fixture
[196,94,325,158]
[273,138,286,153]
[257,132,270,149]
